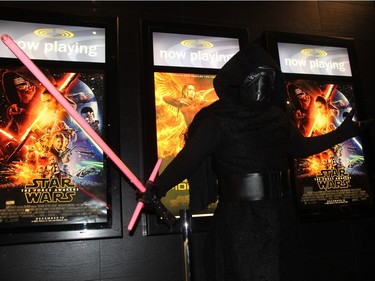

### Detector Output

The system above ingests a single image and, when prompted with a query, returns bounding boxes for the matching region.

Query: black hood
[213,43,286,106]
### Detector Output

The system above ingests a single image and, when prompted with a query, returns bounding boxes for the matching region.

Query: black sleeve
[287,114,359,158]
[155,116,220,197]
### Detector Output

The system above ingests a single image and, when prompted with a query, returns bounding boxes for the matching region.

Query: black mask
[240,65,276,103]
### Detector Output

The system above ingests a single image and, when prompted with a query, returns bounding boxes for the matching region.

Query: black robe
[155,43,359,281]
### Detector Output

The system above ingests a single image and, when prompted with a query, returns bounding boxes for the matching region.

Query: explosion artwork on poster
[0,66,107,228]
[286,79,372,212]
[154,72,218,215]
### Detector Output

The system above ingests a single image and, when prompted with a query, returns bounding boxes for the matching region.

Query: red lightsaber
[1,34,173,231]
[127,158,162,231]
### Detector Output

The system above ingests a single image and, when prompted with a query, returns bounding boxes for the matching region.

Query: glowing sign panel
[0,20,105,63]
[278,42,352,76]
[153,32,240,69]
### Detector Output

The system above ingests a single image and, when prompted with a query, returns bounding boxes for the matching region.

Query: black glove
[336,110,373,142]
[136,180,176,227]
[357,118,373,132]
[137,181,158,210]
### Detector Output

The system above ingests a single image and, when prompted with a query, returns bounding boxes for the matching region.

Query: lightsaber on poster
[1,33,176,231]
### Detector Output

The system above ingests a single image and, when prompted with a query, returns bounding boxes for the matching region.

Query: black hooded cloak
[156,43,358,211]
[155,43,359,281]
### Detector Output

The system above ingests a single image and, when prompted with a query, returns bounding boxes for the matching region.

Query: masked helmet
[240,65,276,103]
[213,43,286,108]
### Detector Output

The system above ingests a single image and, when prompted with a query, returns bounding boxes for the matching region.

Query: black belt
[218,171,290,202]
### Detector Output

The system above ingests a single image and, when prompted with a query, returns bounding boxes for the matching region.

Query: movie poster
[286,79,372,211]
[0,66,107,228]
[154,72,218,215]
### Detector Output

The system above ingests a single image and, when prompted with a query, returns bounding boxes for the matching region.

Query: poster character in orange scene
[154,72,218,214]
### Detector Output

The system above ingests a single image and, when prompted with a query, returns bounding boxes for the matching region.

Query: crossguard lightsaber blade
[1,34,173,232]
[127,158,162,231]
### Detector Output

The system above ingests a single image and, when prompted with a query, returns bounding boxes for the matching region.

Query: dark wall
[0,1,374,281]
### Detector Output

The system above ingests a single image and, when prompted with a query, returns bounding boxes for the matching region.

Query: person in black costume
[141,43,368,281]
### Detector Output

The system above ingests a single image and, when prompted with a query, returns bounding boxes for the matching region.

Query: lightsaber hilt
[144,180,176,227]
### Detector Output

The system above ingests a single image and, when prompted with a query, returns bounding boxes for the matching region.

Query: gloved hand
[137,180,159,212]
[336,109,373,141]
[357,118,373,132]
[136,180,176,227]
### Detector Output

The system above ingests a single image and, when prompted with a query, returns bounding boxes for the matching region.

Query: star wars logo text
[315,168,351,191]
[22,178,78,204]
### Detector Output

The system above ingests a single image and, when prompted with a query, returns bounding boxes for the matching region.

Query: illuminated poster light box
[264,31,373,221]
[0,8,121,245]
[142,21,248,234]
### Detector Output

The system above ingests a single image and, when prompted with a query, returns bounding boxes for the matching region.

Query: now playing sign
[277,42,352,77]
[0,19,105,63]
[152,32,240,69]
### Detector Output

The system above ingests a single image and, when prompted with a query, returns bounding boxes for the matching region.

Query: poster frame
[263,31,374,222]
[0,7,122,245]
[141,20,248,235]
